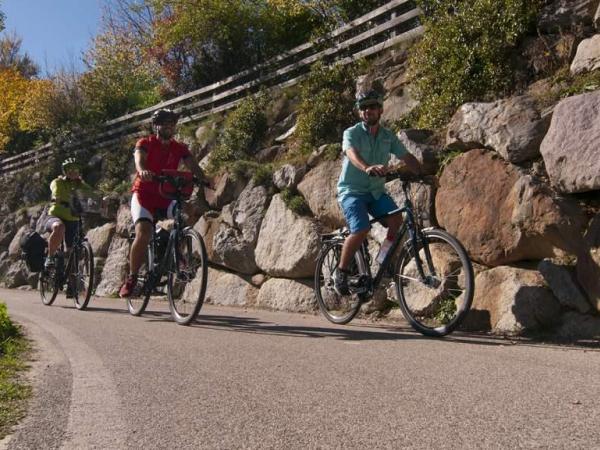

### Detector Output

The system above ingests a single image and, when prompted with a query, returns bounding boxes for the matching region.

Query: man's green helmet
[61,157,79,173]
[356,89,384,109]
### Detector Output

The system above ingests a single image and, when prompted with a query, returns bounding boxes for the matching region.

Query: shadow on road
[170,313,533,348]
[64,295,599,350]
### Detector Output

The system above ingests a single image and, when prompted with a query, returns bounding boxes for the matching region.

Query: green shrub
[436,149,464,177]
[281,187,310,216]
[0,301,31,440]
[319,143,343,161]
[0,304,18,346]
[294,61,360,154]
[556,68,600,99]
[97,139,135,193]
[230,160,274,187]
[409,0,541,129]
[208,94,268,173]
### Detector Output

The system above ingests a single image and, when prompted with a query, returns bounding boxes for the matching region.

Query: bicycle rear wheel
[314,241,363,325]
[167,228,208,325]
[72,242,94,310]
[395,228,474,337]
[127,244,152,316]
[39,268,59,306]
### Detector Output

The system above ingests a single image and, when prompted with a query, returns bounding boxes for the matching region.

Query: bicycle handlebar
[152,174,210,187]
[383,172,438,186]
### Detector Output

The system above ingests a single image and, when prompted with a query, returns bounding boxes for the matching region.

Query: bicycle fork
[407,228,440,288]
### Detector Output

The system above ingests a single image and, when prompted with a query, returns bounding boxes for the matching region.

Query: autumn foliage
[0,69,55,153]
[0,0,385,155]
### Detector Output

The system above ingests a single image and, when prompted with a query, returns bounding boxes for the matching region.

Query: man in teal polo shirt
[334,89,421,295]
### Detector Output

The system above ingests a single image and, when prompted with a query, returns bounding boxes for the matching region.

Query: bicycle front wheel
[167,228,208,325]
[72,242,94,310]
[314,241,363,325]
[395,228,474,337]
[39,268,59,306]
[127,244,151,316]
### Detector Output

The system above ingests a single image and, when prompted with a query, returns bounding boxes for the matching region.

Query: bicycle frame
[142,181,190,293]
[338,181,435,297]
[56,216,86,286]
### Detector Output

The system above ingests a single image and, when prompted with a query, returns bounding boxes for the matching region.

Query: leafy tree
[208,93,268,172]
[128,0,384,93]
[0,32,39,79]
[408,0,541,128]
[149,0,318,90]
[80,22,162,120]
[0,69,54,154]
[293,61,359,153]
[0,5,5,32]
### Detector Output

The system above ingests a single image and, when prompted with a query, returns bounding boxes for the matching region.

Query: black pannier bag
[20,231,47,273]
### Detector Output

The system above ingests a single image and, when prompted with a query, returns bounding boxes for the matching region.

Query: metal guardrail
[0,0,422,176]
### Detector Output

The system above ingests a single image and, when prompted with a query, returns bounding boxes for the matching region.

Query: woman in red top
[120,109,204,298]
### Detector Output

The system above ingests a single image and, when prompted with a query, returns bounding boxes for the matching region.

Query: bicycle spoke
[396,229,474,337]
[314,241,364,324]
[168,229,207,325]
[73,243,94,310]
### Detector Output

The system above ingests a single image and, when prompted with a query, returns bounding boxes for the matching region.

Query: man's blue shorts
[338,192,399,234]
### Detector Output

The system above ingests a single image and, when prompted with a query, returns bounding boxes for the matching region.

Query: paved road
[0,288,599,449]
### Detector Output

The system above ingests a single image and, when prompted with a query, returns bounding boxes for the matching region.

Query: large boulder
[540,90,600,193]
[436,150,586,266]
[0,251,10,278]
[0,214,18,249]
[231,182,270,244]
[272,164,306,190]
[538,259,590,314]
[193,212,221,261]
[2,261,29,288]
[394,129,439,175]
[576,214,600,311]
[115,204,133,238]
[204,268,258,307]
[464,266,561,335]
[95,237,129,297]
[255,194,321,278]
[86,223,116,258]
[382,67,419,124]
[297,159,345,230]
[256,278,316,313]
[211,182,270,274]
[93,257,105,291]
[212,226,260,274]
[8,225,29,258]
[386,178,437,228]
[553,311,600,341]
[446,96,549,164]
[570,34,600,74]
[538,0,600,31]
[206,172,247,210]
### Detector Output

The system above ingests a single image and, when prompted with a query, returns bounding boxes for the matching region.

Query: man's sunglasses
[358,103,381,111]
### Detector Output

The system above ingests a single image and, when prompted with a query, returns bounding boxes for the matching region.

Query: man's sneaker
[333,268,350,296]
[119,274,138,298]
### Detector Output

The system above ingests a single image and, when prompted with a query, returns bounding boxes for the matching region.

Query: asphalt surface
[0,287,599,449]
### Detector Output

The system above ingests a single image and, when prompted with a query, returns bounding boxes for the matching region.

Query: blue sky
[1,0,102,75]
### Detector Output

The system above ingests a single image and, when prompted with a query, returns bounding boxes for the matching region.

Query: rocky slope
[1,0,599,340]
